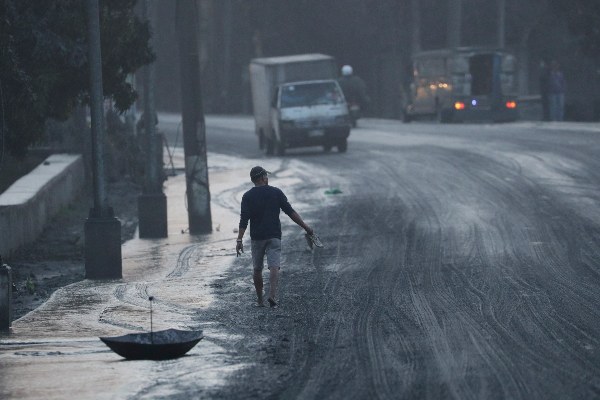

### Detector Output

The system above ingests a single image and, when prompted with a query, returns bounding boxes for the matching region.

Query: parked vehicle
[249,54,351,155]
[403,47,519,123]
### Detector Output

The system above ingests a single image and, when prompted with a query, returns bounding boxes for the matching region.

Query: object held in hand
[236,240,244,257]
[305,233,324,249]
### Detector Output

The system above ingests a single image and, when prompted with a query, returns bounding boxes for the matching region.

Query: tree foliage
[0,0,153,157]
[550,0,600,61]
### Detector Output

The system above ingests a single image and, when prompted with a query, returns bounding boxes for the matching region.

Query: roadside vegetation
[0,0,153,160]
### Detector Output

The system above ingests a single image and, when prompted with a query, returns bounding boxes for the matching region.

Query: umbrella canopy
[100,328,203,360]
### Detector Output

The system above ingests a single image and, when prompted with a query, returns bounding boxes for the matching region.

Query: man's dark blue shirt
[239,185,295,240]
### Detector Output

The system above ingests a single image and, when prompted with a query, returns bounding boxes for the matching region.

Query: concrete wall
[0,154,85,257]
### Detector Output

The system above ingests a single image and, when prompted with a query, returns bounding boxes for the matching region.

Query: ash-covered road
[198,117,600,399]
[2,116,600,399]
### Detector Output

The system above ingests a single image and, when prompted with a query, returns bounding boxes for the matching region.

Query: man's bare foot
[268,298,278,308]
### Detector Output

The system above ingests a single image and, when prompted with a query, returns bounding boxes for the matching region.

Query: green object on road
[324,188,342,195]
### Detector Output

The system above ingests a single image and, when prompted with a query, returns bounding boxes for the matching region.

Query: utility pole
[497,0,506,49]
[221,0,233,112]
[176,0,212,234]
[84,0,122,279]
[411,0,421,55]
[138,0,168,238]
[447,0,462,49]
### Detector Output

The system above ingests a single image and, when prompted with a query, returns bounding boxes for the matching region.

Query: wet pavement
[0,148,325,399]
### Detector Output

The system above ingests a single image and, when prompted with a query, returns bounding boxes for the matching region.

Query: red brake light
[506,101,517,109]
[454,102,465,110]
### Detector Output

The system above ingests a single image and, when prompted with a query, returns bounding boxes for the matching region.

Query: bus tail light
[454,101,465,110]
[505,101,517,109]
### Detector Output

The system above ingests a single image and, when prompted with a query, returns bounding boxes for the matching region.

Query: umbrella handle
[149,296,154,344]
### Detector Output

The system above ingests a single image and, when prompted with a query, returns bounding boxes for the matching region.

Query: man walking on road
[236,166,313,307]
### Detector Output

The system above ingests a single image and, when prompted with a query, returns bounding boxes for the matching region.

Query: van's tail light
[454,101,466,110]
[505,101,517,109]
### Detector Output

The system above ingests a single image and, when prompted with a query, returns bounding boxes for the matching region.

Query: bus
[403,47,519,123]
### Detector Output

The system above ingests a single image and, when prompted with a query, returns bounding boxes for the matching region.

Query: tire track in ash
[287,203,363,399]
[266,150,384,399]
[436,147,600,396]
[167,244,201,278]
[397,184,479,400]
[280,147,491,399]
[361,147,564,399]
[346,152,507,400]
[288,152,423,399]
[353,150,510,399]
[423,149,595,398]
[512,218,600,387]
[332,158,413,399]
[99,283,151,331]
[99,241,229,331]
[462,150,600,358]
[346,159,432,398]
[515,182,600,394]
[378,127,600,398]
[100,281,198,331]
[315,143,598,399]
[213,126,600,399]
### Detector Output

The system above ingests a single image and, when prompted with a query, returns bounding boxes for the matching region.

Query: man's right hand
[236,240,244,256]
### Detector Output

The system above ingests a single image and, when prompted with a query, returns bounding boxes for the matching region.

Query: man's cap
[250,166,270,180]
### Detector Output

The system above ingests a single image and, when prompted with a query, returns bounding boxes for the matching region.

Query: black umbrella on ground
[100,296,203,360]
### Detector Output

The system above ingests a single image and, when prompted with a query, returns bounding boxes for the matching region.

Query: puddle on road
[0,335,247,399]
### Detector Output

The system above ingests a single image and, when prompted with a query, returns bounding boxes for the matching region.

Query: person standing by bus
[539,60,550,121]
[548,60,566,121]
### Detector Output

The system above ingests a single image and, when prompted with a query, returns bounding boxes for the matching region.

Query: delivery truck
[249,54,352,155]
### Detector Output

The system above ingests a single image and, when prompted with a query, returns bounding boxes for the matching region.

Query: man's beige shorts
[251,238,281,271]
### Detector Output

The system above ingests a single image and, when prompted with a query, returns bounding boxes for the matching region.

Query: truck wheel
[323,144,332,152]
[265,138,274,155]
[337,139,347,153]
[275,140,286,156]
